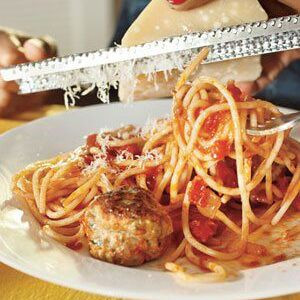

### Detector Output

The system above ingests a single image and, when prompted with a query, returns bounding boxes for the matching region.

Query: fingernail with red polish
[168,0,187,5]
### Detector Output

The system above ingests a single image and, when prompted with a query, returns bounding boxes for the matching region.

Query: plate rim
[0,100,299,300]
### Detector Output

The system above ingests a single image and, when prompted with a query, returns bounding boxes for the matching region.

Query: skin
[167,0,300,95]
[0,31,55,117]
[278,0,300,11]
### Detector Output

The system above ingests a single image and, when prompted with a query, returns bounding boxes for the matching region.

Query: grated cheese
[82,153,109,174]
[115,150,134,163]
[135,149,163,169]
[77,122,166,175]
[95,134,111,156]
[140,117,170,138]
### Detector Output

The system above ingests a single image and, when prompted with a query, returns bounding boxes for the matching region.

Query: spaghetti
[12,49,300,281]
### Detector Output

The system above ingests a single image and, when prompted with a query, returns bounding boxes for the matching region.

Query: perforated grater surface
[1,15,300,95]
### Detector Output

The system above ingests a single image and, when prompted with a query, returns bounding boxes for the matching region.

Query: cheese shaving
[136,149,163,168]
[95,134,111,156]
[82,153,108,174]
[52,48,195,108]
[115,150,134,163]
[140,117,170,138]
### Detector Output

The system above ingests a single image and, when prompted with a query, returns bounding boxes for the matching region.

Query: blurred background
[0,0,121,55]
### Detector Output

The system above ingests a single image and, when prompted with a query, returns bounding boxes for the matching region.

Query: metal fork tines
[246,111,300,136]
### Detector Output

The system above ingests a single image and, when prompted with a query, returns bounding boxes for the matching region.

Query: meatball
[82,186,173,266]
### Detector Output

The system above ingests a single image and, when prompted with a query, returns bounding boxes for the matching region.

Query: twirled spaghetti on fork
[12,49,300,281]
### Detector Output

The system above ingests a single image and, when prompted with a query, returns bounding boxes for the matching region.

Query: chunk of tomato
[216,159,238,188]
[146,166,161,191]
[211,140,231,160]
[189,211,219,243]
[202,111,225,138]
[86,133,98,148]
[189,177,209,208]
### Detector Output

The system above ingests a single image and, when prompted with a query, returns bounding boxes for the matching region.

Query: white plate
[0,100,299,300]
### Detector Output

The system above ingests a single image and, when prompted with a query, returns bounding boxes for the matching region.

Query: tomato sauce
[194,106,207,119]
[189,205,219,243]
[216,159,238,188]
[86,133,99,148]
[211,140,231,160]
[276,176,291,194]
[169,204,219,243]
[246,242,268,256]
[202,111,225,138]
[250,188,269,204]
[227,82,243,102]
[146,166,160,191]
[106,143,142,160]
[122,177,136,187]
[189,177,209,208]
[85,133,142,164]
[83,155,94,165]
[67,242,82,250]
[240,255,261,268]
[189,216,218,243]
[160,193,170,206]
[169,208,182,233]
[272,253,287,263]
[292,194,300,211]
[114,143,141,156]
[190,248,211,271]
[251,155,261,174]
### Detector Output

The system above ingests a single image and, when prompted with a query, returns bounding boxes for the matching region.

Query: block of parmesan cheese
[119,0,268,101]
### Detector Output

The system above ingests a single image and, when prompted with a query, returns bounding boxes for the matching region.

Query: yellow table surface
[0,105,299,300]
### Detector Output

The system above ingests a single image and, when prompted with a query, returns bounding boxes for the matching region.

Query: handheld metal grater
[1,15,300,95]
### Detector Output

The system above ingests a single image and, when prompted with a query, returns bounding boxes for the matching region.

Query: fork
[246,111,300,136]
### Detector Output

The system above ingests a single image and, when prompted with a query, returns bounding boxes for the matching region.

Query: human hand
[0,30,56,117]
[166,0,300,95]
[236,49,300,95]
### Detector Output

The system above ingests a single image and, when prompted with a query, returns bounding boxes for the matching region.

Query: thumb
[23,38,53,62]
